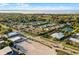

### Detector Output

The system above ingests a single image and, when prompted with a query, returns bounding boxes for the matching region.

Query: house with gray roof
[51,32,64,39]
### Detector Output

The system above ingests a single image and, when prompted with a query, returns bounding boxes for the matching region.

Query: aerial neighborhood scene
[0,3,79,55]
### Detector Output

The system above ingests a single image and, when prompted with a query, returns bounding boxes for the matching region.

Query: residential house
[51,32,64,39]
[0,46,12,55]
[6,32,19,38]
[5,32,26,43]
[69,38,79,43]
[69,33,79,43]
[13,41,27,54]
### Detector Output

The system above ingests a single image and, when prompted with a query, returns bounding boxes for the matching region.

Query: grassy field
[56,49,70,55]
[64,44,79,51]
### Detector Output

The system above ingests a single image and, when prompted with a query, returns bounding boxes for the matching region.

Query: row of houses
[6,32,27,54]
[69,33,79,43]
[0,35,13,55]
[4,32,26,43]
[51,32,79,45]
[0,31,28,55]
[11,21,65,35]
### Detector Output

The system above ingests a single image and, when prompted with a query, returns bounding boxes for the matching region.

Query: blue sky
[0,3,79,10]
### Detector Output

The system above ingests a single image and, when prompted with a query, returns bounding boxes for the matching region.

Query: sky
[0,3,79,10]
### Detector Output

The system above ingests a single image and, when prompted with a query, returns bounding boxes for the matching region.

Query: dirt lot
[17,40,57,55]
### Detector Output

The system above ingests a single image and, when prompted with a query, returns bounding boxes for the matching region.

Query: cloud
[16,3,30,7]
[27,6,76,10]
[0,3,78,10]
[13,3,30,10]
[15,4,76,10]
[16,3,30,8]
[0,3,9,6]
[0,3,30,10]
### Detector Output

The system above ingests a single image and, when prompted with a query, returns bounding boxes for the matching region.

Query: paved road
[20,32,79,55]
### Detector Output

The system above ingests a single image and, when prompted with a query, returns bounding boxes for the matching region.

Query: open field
[17,40,56,55]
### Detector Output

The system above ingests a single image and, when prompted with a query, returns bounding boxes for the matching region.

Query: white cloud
[14,3,30,10]
[0,3,77,10]
[16,3,29,7]
[28,6,75,10]
[0,3,9,6]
